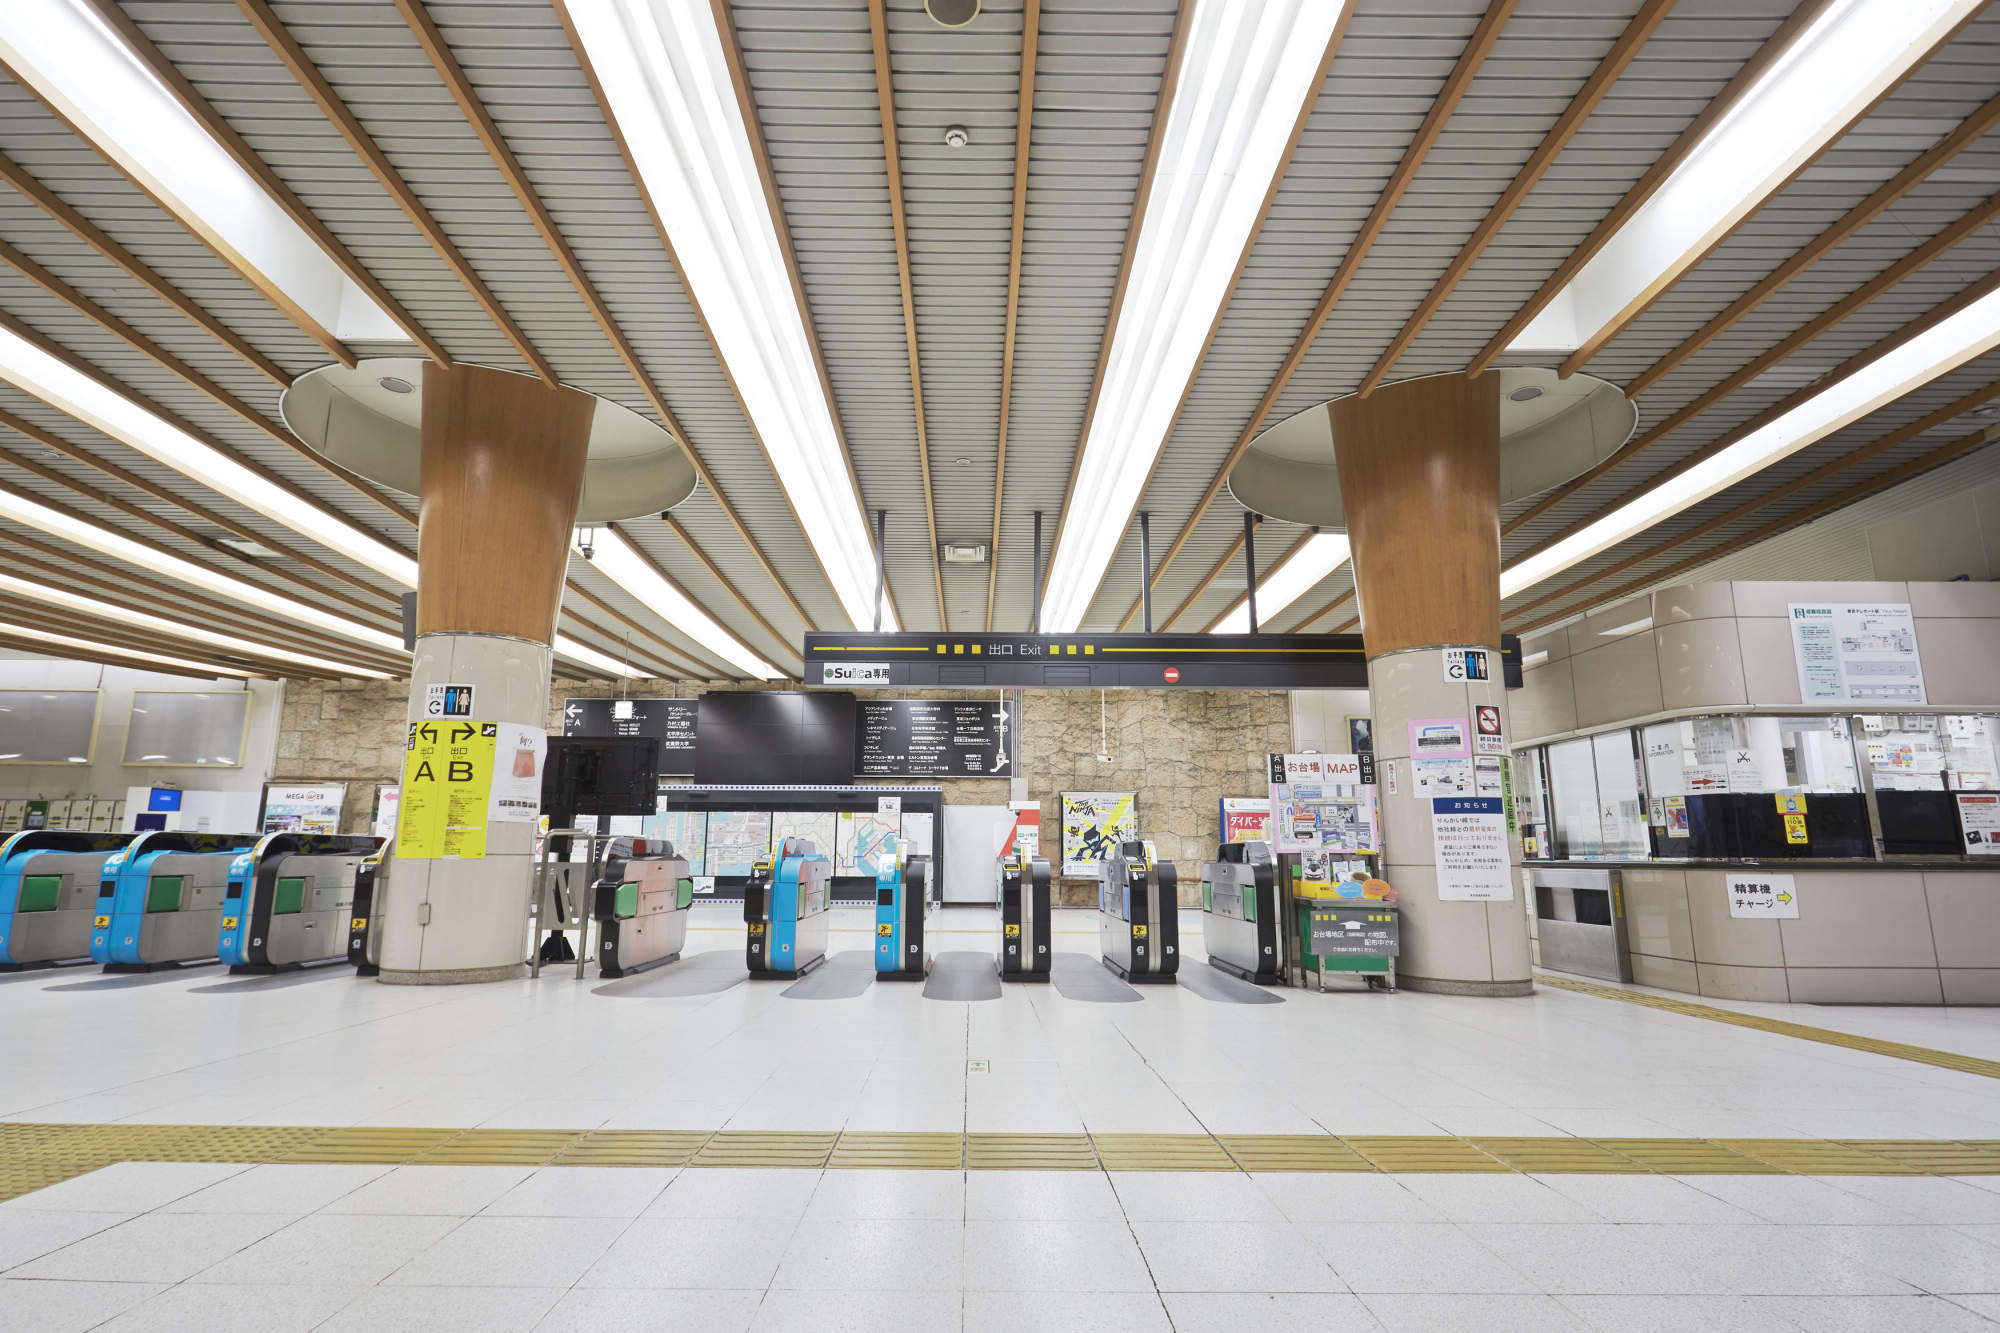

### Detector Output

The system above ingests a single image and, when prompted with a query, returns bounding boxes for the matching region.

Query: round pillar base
[377,962,525,986]
[1397,975,1535,998]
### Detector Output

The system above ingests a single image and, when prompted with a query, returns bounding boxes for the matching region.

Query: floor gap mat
[922,951,1002,1002]
[781,950,877,1000]
[1177,961,1285,1004]
[1049,952,1142,1003]
[593,949,746,997]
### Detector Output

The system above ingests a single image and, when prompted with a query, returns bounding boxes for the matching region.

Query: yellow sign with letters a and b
[396,720,498,860]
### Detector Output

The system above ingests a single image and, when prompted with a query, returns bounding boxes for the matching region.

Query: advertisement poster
[1430,796,1512,901]
[1957,793,2000,855]
[1266,754,1376,856]
[395,720,498,860]
[1060,792,1138,876]
[1788,603,1926,705]
[1727,872,1798,918]
[1409,717,1468,759]
[1220,797,1272,844]
[1665,795,1689,838]
[486,723,546,824]
[373,787,400,840]
[260,784,346,835]
[1003,801,1041,861]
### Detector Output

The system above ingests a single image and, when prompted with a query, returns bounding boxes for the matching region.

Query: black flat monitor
[543,736,660,819]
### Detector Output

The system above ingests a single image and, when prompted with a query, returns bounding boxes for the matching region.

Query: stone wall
[272,679,1292,901]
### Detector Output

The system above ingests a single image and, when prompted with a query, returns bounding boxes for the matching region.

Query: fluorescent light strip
[1209,532,1350,634]
[0,326,418,585]
[562,0,893,632]
[552,632,644,680]
[1040,0,1349,632]
[0,0,406,343]
[1508,0,1979,356]
[0,571,390,678]
[576,529,779,679]
[1502,283,2000,596]
[0,618,241,678]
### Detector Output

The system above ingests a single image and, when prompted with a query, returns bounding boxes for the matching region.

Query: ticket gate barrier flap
[744,837,831,979]
[0,830,135,969]
[594,837,694,979]
[873,845,930,981]
[1202,840,1284,985]
[996,853,1051,982]
[220,833,382,974]
[1098,838,1178,984]
[345,840,391,976]
[91,830,264,971]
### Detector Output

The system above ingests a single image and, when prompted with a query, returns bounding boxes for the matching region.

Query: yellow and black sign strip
[5,1125,1999,1201]
[1537,973,2000,1081]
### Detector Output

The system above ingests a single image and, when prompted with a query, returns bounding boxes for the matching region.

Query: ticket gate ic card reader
[0,831,136,970]
[1099,838,1178,983]
[996,850,1051,982]
[219,833,382,974]
[595,837,694,979]
[1202,840,1283,985]
[91,831,264,971]
[745,836,831,979]
[873,838,930,981]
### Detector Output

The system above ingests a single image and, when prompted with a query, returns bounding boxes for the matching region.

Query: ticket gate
[873,839,930,981]
[744,836,831,979]
[996,849,1051,981]
[1098,838,1178,983]
[345,839,392,976]
[0,831,135,969]
[90,831,263,971]
[218,833,383,974]
[1202,840,1283,984]
[594,837,694,979]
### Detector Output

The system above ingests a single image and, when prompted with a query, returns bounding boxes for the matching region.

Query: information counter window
[1545,733,1647,860]
[1862,714,1999,791]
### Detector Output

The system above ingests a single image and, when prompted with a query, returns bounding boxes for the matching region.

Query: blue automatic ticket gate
[91,831,263,971]
[744,836,831,979]
[0,831,135,970]
[218,833,384,973]
[872,838,930,981]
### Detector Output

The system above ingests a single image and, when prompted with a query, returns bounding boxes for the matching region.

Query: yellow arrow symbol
[1777,892,1793,904]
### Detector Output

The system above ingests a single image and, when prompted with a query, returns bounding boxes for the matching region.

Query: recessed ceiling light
[1210,532,1351,634]
[377,376,414,394]
[954,456,971,466]
[1508,386,1544,402]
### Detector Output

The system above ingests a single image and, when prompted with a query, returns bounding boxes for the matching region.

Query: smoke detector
[943,125,970,149]
[926,0,979,27]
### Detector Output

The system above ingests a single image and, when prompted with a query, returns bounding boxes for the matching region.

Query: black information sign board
[1308,906,1401,958]
[561,697,698,775]
[856,700,1012,778]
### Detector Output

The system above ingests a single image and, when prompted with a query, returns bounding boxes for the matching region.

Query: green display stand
[1294,900,1397,991]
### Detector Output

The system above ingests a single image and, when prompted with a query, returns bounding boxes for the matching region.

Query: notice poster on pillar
[1957,793,2000,855]
[1060,792,1137,876]
[395,720,499,860]
[260,784,346,835]
[487,724,546,824]
[1430,796,1512,901]
[1788,603,1926,705]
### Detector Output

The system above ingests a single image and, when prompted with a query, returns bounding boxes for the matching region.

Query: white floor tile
[1467,1223,1917,1297]
[386,1215,626,1287]
[0,1162,247,1213]
[0,1278,162,1333]
[1251,1173,1444,1224]
[192,1213,461,1286]
[314,1284,562,1333]
[644,1168,821,1220]
[1396,1174,1604,1224]
[804,1170,964,1220]
[482,1167,677,1218]
[1749,1294,2000,1331]
[1159,1292,1382,1332]
[1557,1293,1802,1332]
[1108,1171,1284,1222]
[1363,1293,1593,1332]
[748,1288,963,1332]
[771,1219,963,1291]
[1130,1220,1346,1294]
[1825,1176,2000,1225]
[1528,1173,1761,1225]
[1305,1222,1536,1295]
[961,1220,1156,1293]
[0,1210,134,1273]
[321,1166,534,1216]
[161,1165,390,1215]
[1678,1174,1927,1225]
[579,1217,794,1289]
[1947,1294,2000,1321]
[1804,1225,2000,1295]
[91,1281,361,1332]
[964,1171,1122,1221]
[10,1211,294,1284]
[530,1288,763,1333]
[962,1291,1172,1333]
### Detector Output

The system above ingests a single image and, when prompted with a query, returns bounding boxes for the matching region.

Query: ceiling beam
[1114,0,1512,631]
[1505,263,2000,573]
[1506,189,2000,538]
[555,603,686,682]
[560,580,705,682]
[0,231,416,526]
[1289,587,1354,633]
[1197,528,1314,634]
[658,512,804,675]
[986,0,1040,633]
[1466,0,1842,378]
[233,0,556,386]
[1356,0,1676,397]
[0,624,255,682]
[0,148,292,386]
[867,0,947,629]
[1625,88,2000,400]
[0,593,344,681]
[388,0,817,648]
[77,0,447,369]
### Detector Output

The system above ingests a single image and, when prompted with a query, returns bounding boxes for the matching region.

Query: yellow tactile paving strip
[3,1125,1997,1201]
[1537,972,2000,1080]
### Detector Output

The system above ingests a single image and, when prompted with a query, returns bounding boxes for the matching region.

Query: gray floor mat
[922,951,1002,1002]
[43,964,221,991]
[592,949,745,997]
[1049,951,1142,1002]
[781,950,876,999]
[1178,959,1285,1004]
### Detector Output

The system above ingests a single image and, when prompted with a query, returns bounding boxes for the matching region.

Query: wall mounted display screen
[122,690,251,767]
[695,691,855,785]
[0,689,100,765]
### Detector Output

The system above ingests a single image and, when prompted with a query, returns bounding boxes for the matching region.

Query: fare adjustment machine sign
[396,684,546,860]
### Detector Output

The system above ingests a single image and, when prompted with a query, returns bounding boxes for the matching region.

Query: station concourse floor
[2,905,1998,1331]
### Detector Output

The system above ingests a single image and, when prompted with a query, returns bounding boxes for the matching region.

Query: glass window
[1635,715,1859,796]
[1546,737,1601,859]
[1591,730,1649,859]
[1862,713,2000,792]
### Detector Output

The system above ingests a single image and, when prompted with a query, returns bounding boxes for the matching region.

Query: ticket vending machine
[1202,840,1283,984]
[1098,838,1178,983]
[0,831,136,969]
[90,831,264,971]
[593,837,695,979]
[873,838,930,980]
[744,836,831,979]
[996,848,1051,981]
[218,833,383,973]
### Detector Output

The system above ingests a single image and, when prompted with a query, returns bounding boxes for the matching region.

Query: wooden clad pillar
[418,362,594,644]
[1332,373,1500,657]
